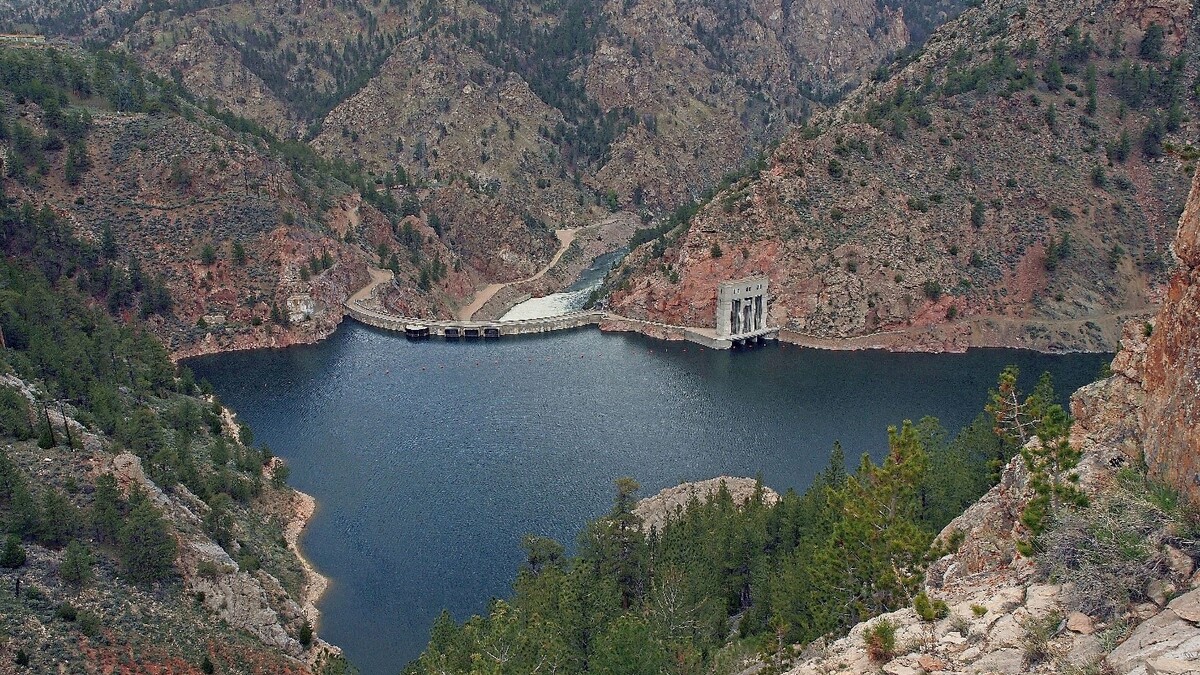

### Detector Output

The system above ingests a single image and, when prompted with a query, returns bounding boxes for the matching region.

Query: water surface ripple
[188,323,1106,674]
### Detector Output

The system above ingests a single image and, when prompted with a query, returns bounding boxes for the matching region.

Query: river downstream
[188,323,1107,674]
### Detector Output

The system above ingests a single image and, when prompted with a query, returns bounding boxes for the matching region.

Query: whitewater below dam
[188,323,1106,674]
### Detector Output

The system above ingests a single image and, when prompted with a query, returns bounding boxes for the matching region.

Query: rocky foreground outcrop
[99,451,338,666]
[782,168,1200,674]
[633,476,780,534]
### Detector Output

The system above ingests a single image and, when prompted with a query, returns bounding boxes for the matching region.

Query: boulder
[1167,588,1200,624]
[1025,584,1062,617]
[1148,579,1177,607]
[1107,608,1200,674]
[966,648,1025,674]
[1067,611,1095,635]
[1065,634,1103,666]
[1146,657,1200,675]
[1166,546,1196,582]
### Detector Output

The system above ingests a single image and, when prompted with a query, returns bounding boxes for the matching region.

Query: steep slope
[784,168,1200,675]
[0,44,475,358]
[0,256,349,673]
[2,0,973,314]
[609,0,1199,353]
[1142,161,1200,501]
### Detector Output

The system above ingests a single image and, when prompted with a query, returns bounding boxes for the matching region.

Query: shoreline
[286,488,331,630]
[170,319,344,364]
[215,402,332,636]
[174,305,1131,363]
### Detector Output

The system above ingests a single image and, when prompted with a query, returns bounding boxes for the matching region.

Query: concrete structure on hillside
[287,294,316,323]
[716,276,769,339]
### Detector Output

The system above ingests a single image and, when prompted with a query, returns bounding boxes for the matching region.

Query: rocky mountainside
[0,0,973,317]
[781,166,1200,675]
[0,380,347,673]
[0,258,349,673]
[609,0,1200,353]
[0,43,484,357]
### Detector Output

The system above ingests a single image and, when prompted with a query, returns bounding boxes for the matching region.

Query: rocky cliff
[1142,167,1200,503]
[0,371,342,673]
[609,0,1199,353]
[781,169,1200,674]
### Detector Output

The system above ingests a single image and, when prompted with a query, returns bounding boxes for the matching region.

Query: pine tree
[588,615,670,675]
[831,421,932,623]
[60,539,94,588]
[91,473,123,543]
[119,490,177,582]
[0,534,25,568]
[9,480,40,538]
[822,441,847,487]
[38,489,78,547]
[1019,402,1087,545]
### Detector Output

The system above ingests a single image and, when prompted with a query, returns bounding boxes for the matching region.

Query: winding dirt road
[456,228,578,320]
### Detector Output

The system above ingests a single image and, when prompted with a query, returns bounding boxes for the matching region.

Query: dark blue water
[188,323,1107,674]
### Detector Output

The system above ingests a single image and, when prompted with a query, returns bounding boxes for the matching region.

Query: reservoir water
[188,323,1107,674]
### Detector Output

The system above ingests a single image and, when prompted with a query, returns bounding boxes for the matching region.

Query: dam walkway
[343,267,776,348]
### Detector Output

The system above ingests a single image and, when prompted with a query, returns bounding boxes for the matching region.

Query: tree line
[406,367,1077,674]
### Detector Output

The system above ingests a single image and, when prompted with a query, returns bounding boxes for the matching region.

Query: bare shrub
[1036,483,1171,619]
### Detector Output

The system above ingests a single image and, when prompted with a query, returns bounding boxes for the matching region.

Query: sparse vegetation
[1020,611,1063,666]
[865,619,898,661]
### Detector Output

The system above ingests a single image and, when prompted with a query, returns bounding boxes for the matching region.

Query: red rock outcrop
[1142,168,1200,503]
[609,0,1197,353]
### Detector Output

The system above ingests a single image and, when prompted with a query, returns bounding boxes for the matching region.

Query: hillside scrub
[0,198,350,671]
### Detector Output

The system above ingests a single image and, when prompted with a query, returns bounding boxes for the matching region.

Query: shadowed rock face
[1143,168,1200,503]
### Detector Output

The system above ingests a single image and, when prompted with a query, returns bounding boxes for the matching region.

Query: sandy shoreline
[286,488,330,629]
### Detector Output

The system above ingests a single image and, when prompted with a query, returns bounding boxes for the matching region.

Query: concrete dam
[344,270,778,349]
[345,299,605,339]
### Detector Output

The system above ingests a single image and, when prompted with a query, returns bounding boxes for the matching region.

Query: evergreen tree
[118,490,177,582]
[59,539,94,588]
[204,493,234,548]
[0,533,25,568]
[38,489,78,547]
[830,422,931,623]
[822,441,847,487]
[0,389,30,439]
[1139,23,1164,61]
[588,615,669,675]
[91,473,123,543]
[1019,402,1087,542]
[9,480,39,538]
